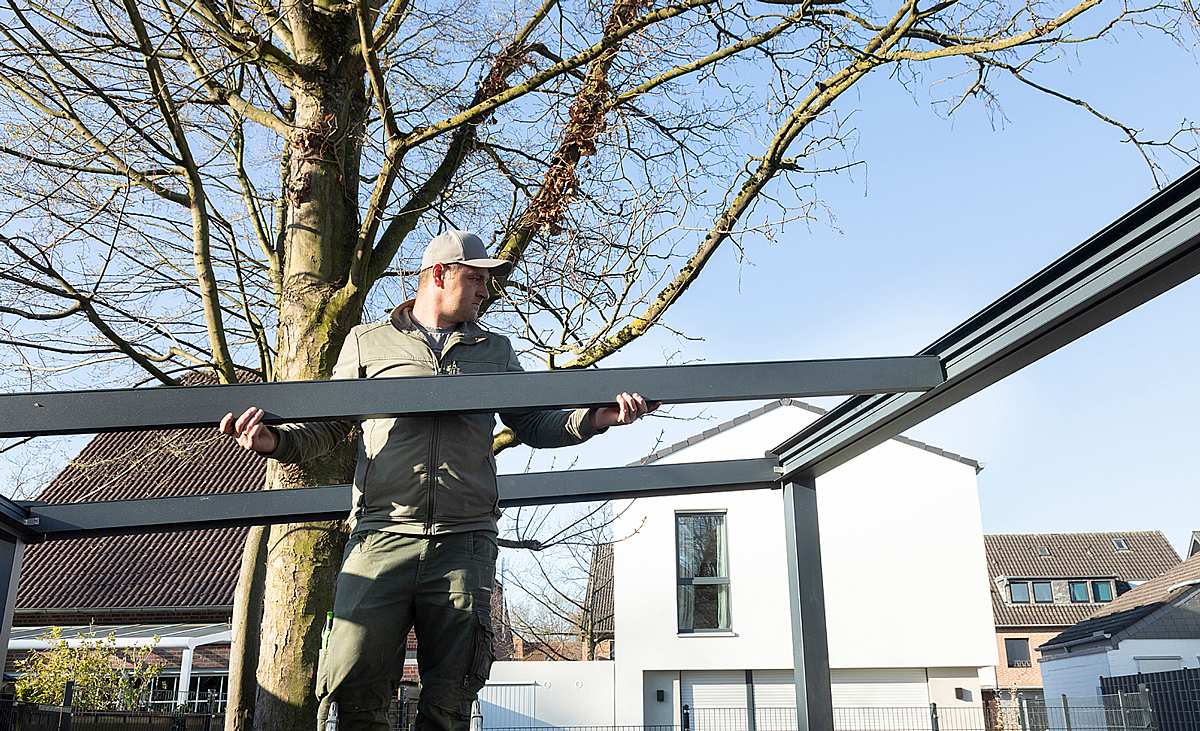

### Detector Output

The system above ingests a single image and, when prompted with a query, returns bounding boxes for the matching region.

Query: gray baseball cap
[420,230,512,277]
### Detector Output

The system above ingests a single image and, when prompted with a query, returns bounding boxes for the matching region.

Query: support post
[0,539,24,677]
[177,647,194,709]
[782,480,833,731]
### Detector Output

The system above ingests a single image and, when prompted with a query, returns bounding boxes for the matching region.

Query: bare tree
[0,0,1195,727]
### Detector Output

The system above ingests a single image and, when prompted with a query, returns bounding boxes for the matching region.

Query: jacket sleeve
[268,329,362,464]
[497,345,605,448]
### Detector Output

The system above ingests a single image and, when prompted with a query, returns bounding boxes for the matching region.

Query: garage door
[748,668,929,707]
[684,669,930,731]
[681,671,749,731]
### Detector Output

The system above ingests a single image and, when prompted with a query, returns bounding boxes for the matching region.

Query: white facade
[1041,639,1200,700]
[607,403,997,725]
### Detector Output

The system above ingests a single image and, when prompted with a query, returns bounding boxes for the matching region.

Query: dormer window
[1092,581,1113,602]
[1009,582,1031,603]
[1033,581,1053,603]
[1112,537,1130,551]
[1069,581,1090,602]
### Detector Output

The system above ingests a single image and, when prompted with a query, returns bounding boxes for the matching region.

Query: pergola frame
[1,165,1197,730]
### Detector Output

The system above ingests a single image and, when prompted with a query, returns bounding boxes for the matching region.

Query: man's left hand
[592,392,660,429]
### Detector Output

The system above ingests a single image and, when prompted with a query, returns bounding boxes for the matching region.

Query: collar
[390,300,488,343]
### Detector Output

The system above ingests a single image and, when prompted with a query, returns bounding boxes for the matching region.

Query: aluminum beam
[20,458,781,540]
[776,164,1200,480]
[0,539,24,675]
[0,357,943,438]
[783,479,833,731]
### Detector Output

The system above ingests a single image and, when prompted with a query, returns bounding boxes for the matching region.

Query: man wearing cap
[220,230,653,731]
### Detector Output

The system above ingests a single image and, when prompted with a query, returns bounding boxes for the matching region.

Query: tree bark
[224,6,371,729]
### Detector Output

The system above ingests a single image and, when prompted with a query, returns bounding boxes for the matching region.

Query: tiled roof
[582,543,614,637]
[986,532,1181,628]
[1091,550,1200,619]
[1040,603,1166,649]
[631,399,981,471]
[18,372,268,614]
[1041,552,1200,649]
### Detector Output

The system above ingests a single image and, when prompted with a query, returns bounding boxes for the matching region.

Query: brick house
[8,387,514,710]
[984,532,1180,703]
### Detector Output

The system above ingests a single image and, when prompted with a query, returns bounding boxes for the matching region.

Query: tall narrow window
[676,512,730,632]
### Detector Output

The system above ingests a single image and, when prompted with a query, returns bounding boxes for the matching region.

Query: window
[676,512,730,632]
[1070,581,1090,602]
[1092,580,1113,602]
[1112,537,1130,551]
[1033,581,1053,603]
[1009,581,1031,603]
[1005,638,1031,668]
[1036,546,1052,557]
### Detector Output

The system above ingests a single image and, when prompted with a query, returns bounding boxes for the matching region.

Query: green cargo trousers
[315,530,498,731]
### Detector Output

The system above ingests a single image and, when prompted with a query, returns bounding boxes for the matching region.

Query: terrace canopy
[0,165,1196,730]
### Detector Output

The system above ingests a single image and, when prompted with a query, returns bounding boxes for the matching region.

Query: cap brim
[461,257,513,277]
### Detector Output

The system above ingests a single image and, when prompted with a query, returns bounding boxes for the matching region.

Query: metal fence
[0,702,222,731]
[478,698,1157,731]
[1102,667,1200,731]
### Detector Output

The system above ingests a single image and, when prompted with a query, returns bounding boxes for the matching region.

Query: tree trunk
[225,7,371,729]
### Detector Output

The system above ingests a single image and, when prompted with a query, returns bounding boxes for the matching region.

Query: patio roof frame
[0,164,1197,730]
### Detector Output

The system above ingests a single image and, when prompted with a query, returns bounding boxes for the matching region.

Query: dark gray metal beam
[20,458,781,540]
[775,165,1200,480]
[0,539,24,675]
[0,357,943,438]
[782,479,833,731]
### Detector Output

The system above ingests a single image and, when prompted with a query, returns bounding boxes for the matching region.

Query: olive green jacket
[271,303,600,535]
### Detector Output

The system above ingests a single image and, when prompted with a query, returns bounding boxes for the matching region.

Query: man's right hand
[219,406,278,455]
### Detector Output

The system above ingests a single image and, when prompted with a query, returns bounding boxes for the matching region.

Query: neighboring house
[8,375,514,710]
[1038,551,1200,701]
[984,532,1181,703]
[564,399,998,728]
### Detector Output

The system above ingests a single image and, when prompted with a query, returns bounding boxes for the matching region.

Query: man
[220,230,653,731]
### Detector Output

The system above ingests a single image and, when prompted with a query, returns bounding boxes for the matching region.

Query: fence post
[929,702,940,731]
[56,680,73,731]
[1137,685,1156,731]
[1061,694,1072,731]
[1018,693,1030,731]
[682,704,691,731]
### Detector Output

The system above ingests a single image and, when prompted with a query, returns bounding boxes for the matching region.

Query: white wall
[1039,650,1111,702]
[1108,639,1200,675]
[610,404,997,724]
[485,661,616,727]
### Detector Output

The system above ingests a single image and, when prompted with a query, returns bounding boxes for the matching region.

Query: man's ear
[432,263,447,288]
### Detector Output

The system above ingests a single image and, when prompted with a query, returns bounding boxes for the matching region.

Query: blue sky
[499,25,1200,555]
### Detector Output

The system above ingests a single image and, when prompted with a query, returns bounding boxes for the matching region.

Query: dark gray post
[782,480,833,731]
[0,539,23,677]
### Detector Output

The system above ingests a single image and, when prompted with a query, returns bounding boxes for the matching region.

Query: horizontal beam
[775,165,1200,479]
[21,458,781,540]
[0,358,943,438]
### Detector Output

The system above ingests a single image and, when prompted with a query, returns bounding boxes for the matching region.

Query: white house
[488,399,998,728]
[1039,551,1200,701]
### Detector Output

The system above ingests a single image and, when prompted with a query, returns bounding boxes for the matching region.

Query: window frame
[1004,638,1032,668]
[1032,581,1053,603]
[675,510,732,633]
[1091,580,1114,602]
[1009,581,1031,604]
[1069,581,1090,603]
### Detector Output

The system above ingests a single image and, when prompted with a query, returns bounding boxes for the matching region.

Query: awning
[8,623,230,650]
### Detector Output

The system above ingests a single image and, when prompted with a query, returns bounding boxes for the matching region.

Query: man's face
[439,264,491,322]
